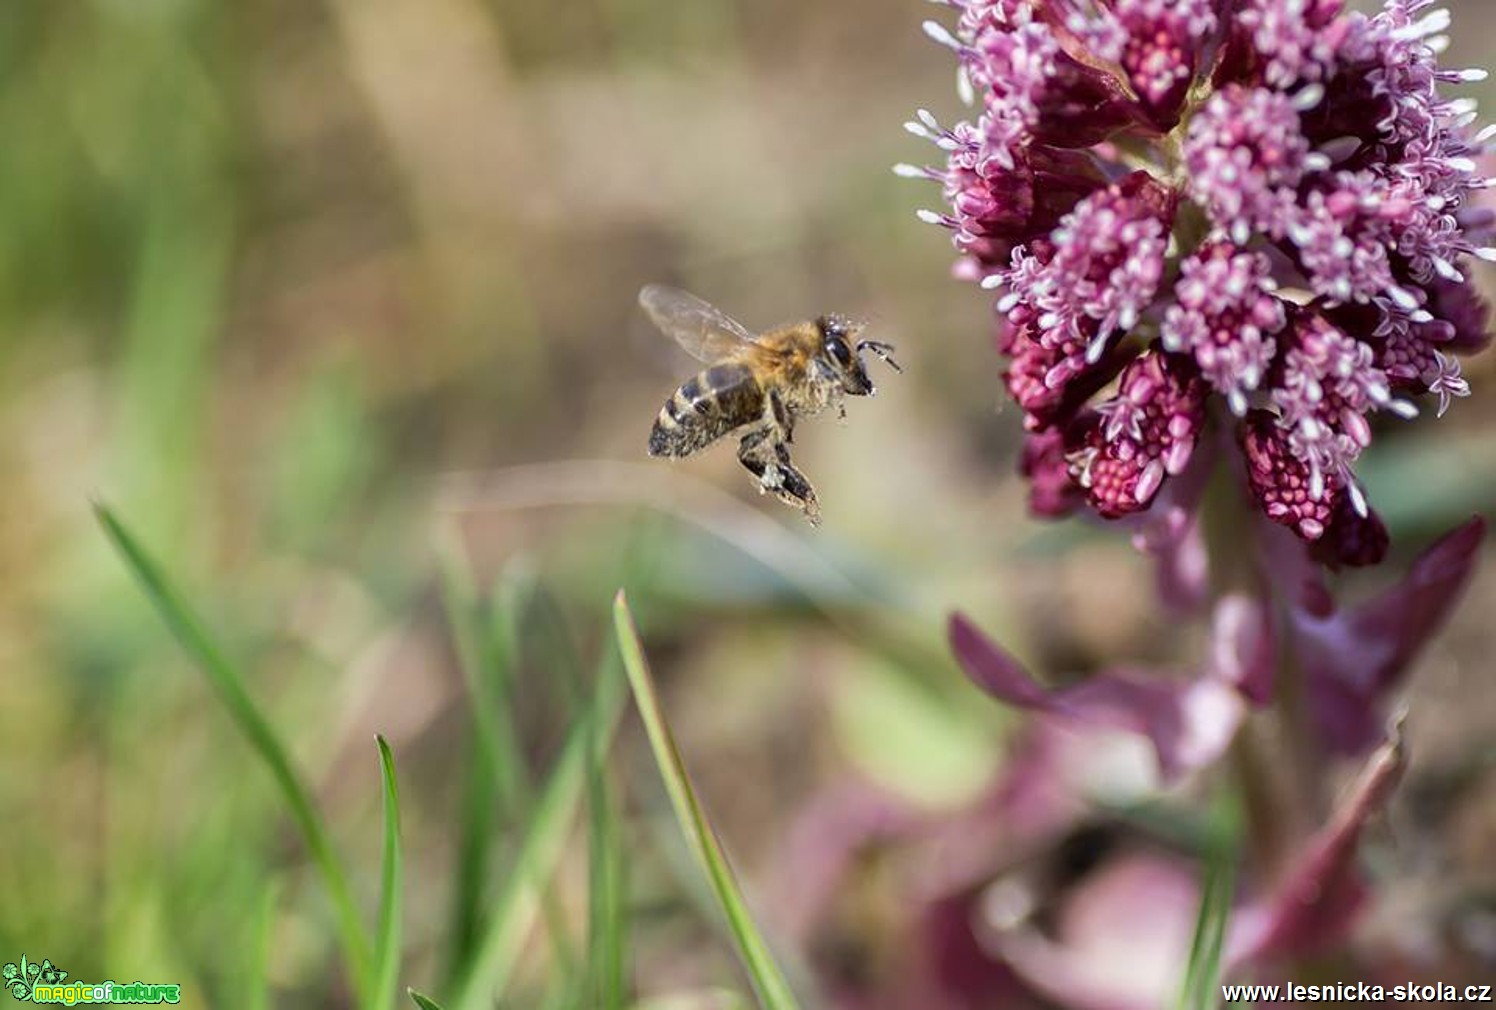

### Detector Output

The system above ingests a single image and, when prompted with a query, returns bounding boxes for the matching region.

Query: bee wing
[639,284,762,362]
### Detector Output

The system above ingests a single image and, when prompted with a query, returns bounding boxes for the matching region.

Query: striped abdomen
[648,362,763,457]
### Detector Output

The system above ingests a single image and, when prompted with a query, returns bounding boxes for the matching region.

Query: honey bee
[641,284,900,524]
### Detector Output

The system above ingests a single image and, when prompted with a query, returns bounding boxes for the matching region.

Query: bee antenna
[857,340,903,373]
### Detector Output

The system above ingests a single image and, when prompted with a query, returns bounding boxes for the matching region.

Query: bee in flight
[641,284,900,524]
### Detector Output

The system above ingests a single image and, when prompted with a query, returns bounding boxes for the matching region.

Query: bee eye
[826,336,853,368]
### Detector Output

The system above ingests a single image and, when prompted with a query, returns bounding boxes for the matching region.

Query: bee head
[817,315,873,395]
[817,315,901,396]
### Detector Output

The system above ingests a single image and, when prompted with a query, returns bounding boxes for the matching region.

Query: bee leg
[739,428,772,474]
[739,433,793,496]
[737,432,821,525]
[769,442,820,524]
[767,389,795,445]
[737,429,781,490]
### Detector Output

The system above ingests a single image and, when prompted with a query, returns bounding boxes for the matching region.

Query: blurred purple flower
[902,0,1494,564]
[1210,593,1276,705]
[1294,516,1486,754]
[1227,715,1409,961]
[1166,510,1483,741]
[948,600,1261,781]
[983,717,1410,1010]
[773,702,1412,1010]
[985,851,1204,1010]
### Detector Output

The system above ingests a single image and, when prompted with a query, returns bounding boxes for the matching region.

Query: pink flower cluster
[902,0,1493,564]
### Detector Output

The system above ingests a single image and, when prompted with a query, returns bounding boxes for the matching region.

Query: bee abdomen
[648,363,761,458]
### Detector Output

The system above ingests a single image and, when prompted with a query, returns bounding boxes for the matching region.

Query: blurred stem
[1266,599,1327,830]
[1199,455,1256,600]
[1225,724,1291,879]
[1199,441,1306,878]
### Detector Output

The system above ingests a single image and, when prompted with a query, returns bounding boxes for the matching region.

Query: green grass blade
[587,681,629,1010]
[1177,790,1241,1010]
[528,582,589,707]
[245,879,281,1010]
[438,540,509,981]
[507,582,584,980]
[437,542,580,985]
[1177,870,1224,1010]
[437,537,529,818]
[374,736,404,1010]
[1178,859,1233,1010]
[408,989,448,1010]
[448,726,499,983]
[95,501,374,1001]
[612,591,801,1010]
[451,653,628,1010]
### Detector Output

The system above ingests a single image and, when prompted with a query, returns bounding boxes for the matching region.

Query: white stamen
[893,163,930,178]
[1317,136,1363,164]
[916,208,946,225]
[1387,397,1420,420]
[1433,257,1464,282]
[1347,478,1369,518]
[922,19,963,51]
[1397,8,1451,41]
[1292,84,1326,112]
[1388,284,1420,310]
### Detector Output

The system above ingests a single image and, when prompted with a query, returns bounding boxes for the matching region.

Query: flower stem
[1199,442,1317,877]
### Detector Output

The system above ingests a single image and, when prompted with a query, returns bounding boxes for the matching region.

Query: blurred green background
[4,1,1496,1007]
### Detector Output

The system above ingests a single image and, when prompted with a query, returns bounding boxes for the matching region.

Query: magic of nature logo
[4,956,180,1005]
